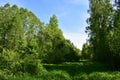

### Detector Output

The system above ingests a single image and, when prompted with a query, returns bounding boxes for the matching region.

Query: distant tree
[37,15,65,63]
[64,40,80,62]
[37,15,80,63]
[81,43,90,59]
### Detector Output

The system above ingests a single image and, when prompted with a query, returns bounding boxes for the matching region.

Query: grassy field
[43,61,112,76]
[42,61,120,80]
[1,61,120,80]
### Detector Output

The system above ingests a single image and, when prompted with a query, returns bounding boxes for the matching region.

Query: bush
[89,72,112,80]
[8,73,41,80]
[73,72,120,80]
[0,49,46,75]
[7,70,71,80]
[0,70,5,80]
[0,49,20,71]
[0,69,14,80]
[37,70,71,80]
[23,59,47,74]
[73,73,88,80]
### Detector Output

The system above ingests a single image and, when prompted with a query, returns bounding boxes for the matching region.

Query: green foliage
[0,49,46,75]
[86,0,120,68]
[81,43,92,59]
[0,4,24,50]
[0,70,71,80]
[37,70,71,80]
[22,58,47,74]
[107,9,120,67]
[43,61,112,76]
[38,14,66,64]
[87,0,113,62]
[0,61,120,80]
[73,73,88,80]
[37,15,80,64]
[0,5,81,80]
[64,40,80,62]
[0,49,20,71]
[0,3,80,67]
[73,72,120,80]
[0,70,6,80]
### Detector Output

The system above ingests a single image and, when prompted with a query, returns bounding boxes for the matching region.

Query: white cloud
[63,32,88,50]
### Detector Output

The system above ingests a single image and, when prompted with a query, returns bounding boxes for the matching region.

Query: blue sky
[0,0,89,50]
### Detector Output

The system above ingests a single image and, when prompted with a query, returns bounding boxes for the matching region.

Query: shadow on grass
[43,61,112,76]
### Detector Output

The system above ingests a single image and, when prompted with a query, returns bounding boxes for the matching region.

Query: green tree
[0,3,12,48]
[7,5,24,50]
[86,0,112,62]
[81,43,90,59]
[37,15,65,63]
[0,3,45,74]
[37,15,80,63]
[0,4,24,50]
[64,40,80,62]
[107,9,120,68]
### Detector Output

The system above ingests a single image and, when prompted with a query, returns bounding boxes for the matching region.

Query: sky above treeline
[0,0,90,50]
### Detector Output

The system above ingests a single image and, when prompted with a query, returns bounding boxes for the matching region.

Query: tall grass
[1,61,120,80]
[2,71,120,80]
[73,72,120,80]
[0,70,71,80]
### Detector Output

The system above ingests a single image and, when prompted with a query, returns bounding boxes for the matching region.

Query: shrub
[73,73,88,80]
[23,59,47,74]
[0,49,20,71]
[73,72,120,80]
[0,70,5,80]
[89,72,112,80]
[37,70,71,80]
[0,49,46,75]
[8,70,71,80]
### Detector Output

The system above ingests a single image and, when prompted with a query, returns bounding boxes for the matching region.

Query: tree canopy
[86,0,120,68]
[0,3,80,71]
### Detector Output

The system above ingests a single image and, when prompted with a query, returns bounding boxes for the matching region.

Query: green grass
[73,72,120,80]
[1,61,120,80]
[43,61,112,76]
[2,70,71,80]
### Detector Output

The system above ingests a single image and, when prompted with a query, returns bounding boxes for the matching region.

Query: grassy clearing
[1,61,120,80]
[43,61,112,76]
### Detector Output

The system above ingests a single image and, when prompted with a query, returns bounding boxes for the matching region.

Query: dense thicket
[86,0,120,68]
[37,15,80,63]
[0,3,80,75]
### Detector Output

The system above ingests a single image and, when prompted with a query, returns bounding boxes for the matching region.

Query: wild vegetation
[84,0,120,68]
[0,0,120,79]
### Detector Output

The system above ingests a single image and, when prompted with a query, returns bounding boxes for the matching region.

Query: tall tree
[0,3,11,48]
[37,15,65,63]
[7,5,24,50]
[0,4,25,50]
[86,0,112,62]
[107,8,120,67]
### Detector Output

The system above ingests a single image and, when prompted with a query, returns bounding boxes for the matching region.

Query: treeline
[0,3,80,74]
[81,0,120,69]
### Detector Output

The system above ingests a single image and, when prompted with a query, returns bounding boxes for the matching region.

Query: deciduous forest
[0,0,120,80]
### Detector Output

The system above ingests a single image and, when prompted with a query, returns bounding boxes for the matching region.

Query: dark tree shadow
[43,61,113,76]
